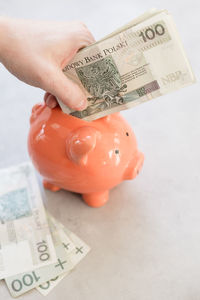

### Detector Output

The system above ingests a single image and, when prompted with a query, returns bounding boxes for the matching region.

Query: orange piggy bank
[28,104,144,207]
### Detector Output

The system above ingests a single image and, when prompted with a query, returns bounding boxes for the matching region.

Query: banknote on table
[5,214,90,297]
[58,9,195,121]
[36,272,69,296]
[47,214,91,267]
[36,214,91,296]
[5,214,75,297]
[0,162,57,280]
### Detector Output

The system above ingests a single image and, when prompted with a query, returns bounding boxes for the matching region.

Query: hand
[0,18,95,110]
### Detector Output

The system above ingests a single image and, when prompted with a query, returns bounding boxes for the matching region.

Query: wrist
[0,17,10,63]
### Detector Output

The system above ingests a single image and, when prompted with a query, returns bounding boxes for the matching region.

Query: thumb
[43,68,87,111]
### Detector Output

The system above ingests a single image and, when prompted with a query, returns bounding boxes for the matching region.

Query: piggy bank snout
[124,151,144,180]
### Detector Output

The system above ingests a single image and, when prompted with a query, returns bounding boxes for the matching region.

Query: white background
[0,0,200,299]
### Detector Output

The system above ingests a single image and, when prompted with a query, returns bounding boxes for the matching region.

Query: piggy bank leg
[82,191,109,208]
[43,180,61,192]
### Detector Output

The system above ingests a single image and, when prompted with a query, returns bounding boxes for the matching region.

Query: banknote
[5,215,75,297]
[36,214,91,296]
[36,272,69,296]
[47,214,91,266]
[0,162,57,279]
[5,214,90,297]
[58,9,195,121]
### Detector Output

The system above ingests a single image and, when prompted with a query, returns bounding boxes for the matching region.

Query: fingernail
[74,99,87,111]
[46,95,57,109]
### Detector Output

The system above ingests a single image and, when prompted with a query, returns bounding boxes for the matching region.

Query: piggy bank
[28,104,144,207]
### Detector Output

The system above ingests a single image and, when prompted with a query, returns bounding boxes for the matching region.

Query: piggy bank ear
[30,103,44,124]
[66,127,100,165]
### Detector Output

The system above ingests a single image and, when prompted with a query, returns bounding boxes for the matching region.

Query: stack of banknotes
[0,162,90,297]
[58,9,195,121]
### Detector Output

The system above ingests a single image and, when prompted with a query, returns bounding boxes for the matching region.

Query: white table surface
[0,0,200,299]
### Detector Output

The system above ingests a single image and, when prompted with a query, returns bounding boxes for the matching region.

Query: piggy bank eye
[115,149,119,154]
[126,132,129,136]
